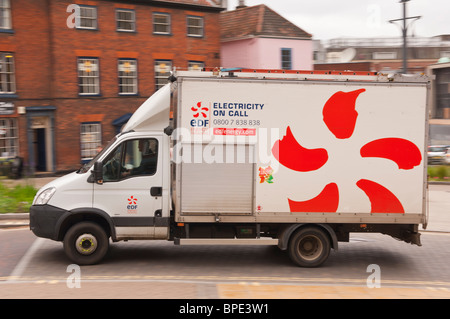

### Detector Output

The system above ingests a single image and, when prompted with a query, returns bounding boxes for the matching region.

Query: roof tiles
[220,4,312,41]
[147,0,222,8]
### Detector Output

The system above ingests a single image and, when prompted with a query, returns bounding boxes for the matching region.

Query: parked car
[427,145,450,165]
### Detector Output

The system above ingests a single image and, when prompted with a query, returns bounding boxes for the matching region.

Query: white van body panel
[121,83,171,132]
[38,171,93,211]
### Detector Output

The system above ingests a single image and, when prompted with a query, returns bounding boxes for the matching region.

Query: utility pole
[389,0,421,74]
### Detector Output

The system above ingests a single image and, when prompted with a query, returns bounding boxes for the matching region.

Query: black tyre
[63,221,109,265]
[288,226,331,267]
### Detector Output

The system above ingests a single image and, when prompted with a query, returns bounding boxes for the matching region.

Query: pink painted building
[220,4,313,70]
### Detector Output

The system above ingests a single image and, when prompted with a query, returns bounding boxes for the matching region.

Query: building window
[0,0,11,30]
[116,9,135,32]
[188,61,204,71]
[80,122,101,162]
[0,118,18,157]
[372,52,397,60]
[76,5,97,30]
[118,59,138,95]
[155,60,171,91]
[0,52,15,93]
[78,58,100,95]
[153,13,171,35]
[281,48,292,70]
[187,16,203,37]
[440,51,450,59]
[435,67,450,119]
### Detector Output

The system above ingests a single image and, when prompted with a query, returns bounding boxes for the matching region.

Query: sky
[226,0,450,40]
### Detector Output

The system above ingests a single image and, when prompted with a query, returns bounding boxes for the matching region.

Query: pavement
[1,176,450,299]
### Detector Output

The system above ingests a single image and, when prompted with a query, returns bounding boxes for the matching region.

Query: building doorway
[27,107,55,174]
[30,117,54,172]
[34,127,47,171]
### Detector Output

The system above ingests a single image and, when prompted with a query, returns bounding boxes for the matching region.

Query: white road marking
[8,237,45,282]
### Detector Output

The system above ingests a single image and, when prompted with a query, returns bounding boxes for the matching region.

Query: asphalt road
[0,183,449,300]
[1,231,450,300]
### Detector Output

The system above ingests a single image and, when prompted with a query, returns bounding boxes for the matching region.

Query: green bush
[428,165,450,181]
[0,183,37,214]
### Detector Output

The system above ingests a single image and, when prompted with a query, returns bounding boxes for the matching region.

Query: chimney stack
[236,0,247,9]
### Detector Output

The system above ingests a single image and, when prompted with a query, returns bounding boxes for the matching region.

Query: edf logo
[127,196,138,214]
[190,102,209,127]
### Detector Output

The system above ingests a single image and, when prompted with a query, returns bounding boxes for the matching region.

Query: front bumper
[29,205,66,240]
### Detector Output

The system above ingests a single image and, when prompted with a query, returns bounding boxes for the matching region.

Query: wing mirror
[93,161,103,185]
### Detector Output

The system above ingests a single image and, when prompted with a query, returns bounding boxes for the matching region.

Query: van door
[93,135,168,240]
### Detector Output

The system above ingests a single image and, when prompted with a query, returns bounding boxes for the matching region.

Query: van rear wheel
[288,226,330,267]
[63,221,109,265]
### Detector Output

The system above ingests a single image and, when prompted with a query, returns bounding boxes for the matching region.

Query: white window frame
[0,118,18,158]
[80,122,102,161]
[78,57,100,95]
[154,60,172,91]
[118,59,138,95]
[0,0,11,30]
[187,16,204,37]
[116,9,135,32]
[153,12,171,35]
[76,5,97,30]
[188,61,204,71]
[0,52,15,93]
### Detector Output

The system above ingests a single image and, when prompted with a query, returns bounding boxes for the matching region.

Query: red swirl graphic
[272,126,328,172]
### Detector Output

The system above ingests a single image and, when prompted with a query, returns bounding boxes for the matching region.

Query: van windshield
[77,137,117,174]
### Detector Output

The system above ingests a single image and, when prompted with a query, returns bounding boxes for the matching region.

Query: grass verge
[428,165,450,182]
[0,182,37,214]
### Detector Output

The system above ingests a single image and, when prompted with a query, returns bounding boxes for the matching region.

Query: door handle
[150,187,162,197]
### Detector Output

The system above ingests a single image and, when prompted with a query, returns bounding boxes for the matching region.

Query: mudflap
[391,230,422,246]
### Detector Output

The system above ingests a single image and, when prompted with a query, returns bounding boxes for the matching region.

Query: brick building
[0,0,224,174]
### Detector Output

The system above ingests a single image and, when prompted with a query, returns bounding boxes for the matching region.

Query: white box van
[30,69,430,267]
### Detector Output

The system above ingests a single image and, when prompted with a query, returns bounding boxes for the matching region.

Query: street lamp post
[389,0,421,74]
[402,0,408,74]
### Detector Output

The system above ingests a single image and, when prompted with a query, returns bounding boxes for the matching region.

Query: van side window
[123,139,158,177]
[102,143,123,182]
[102,138,158,182]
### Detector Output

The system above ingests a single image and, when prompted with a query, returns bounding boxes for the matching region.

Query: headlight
[33,187,56,205]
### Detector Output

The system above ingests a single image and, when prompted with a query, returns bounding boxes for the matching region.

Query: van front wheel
[63,221,109,265]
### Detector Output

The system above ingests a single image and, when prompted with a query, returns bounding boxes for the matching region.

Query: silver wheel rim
[75,234,98,255]
[297,235,323,261]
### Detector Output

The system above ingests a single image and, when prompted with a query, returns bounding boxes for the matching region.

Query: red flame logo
[191,102,209,118]
[128,196,137,205]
